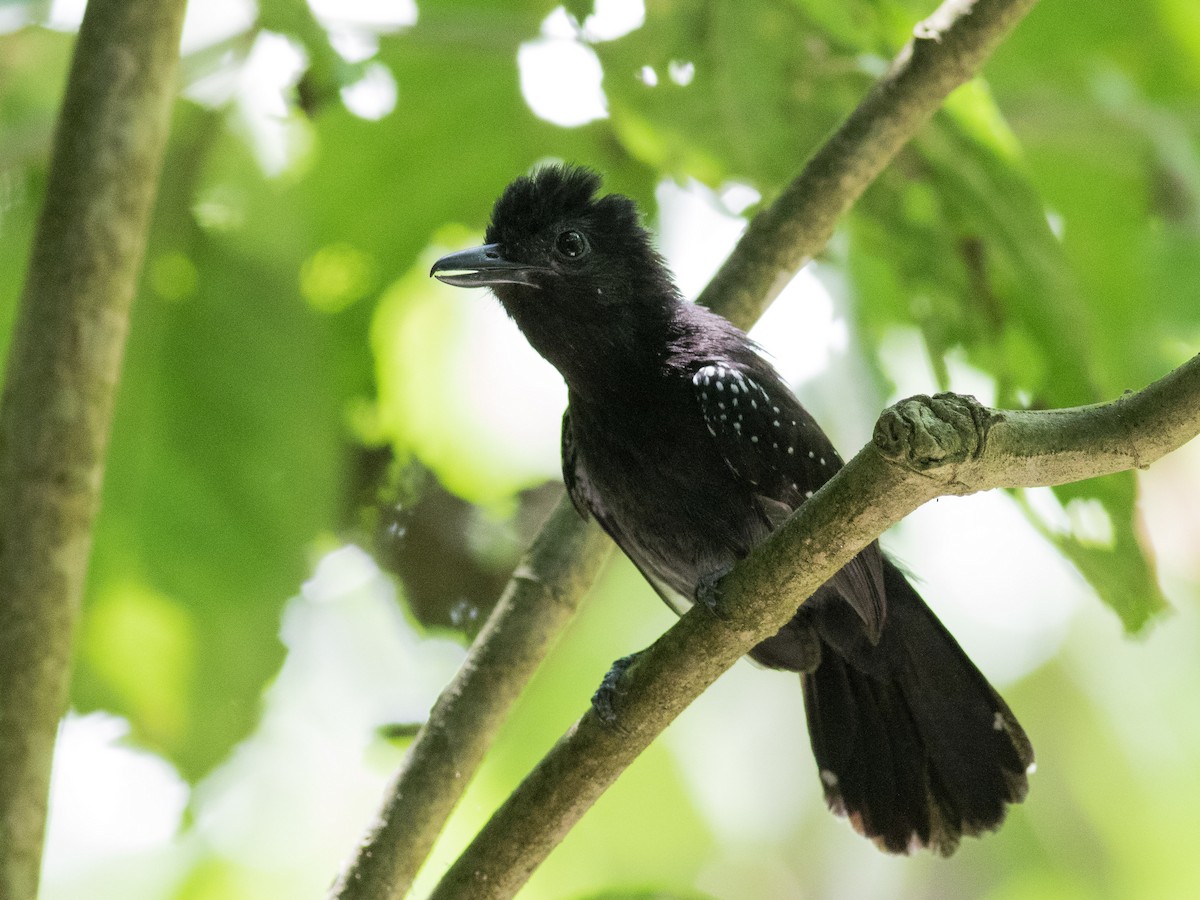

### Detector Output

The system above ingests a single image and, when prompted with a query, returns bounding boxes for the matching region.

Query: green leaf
[78,236,348,777]
[1048,475,1168,632]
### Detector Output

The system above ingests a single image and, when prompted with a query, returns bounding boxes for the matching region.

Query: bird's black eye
[555,229,588,259]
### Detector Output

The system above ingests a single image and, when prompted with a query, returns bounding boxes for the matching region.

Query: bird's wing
[561,407,590,521]
[561,407,696,617]
[691,362,886,640]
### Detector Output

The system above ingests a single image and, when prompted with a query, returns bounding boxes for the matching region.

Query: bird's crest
[487,165,611,246]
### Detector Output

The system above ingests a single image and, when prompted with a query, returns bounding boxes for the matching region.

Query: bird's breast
[568,392,769,597]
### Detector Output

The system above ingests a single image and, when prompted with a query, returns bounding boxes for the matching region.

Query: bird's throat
[501,290,676,405]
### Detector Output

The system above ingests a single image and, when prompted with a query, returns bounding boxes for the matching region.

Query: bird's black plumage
[431,164,1033,855]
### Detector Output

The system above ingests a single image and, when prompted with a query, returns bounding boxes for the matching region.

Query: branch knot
[873,392,996,470]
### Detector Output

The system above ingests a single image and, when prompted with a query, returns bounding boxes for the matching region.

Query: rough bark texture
[0,2,187,897]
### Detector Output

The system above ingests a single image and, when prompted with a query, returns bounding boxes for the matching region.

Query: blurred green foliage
[2,0,1199,898]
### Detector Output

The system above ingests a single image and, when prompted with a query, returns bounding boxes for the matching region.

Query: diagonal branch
[698,0,1042,329]
[330,0,1041,896]
[0,1,188,897]
[328,500,612,899]
[429,357,1200,900]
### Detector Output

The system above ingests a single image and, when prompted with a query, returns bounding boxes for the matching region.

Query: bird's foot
[695,566,734,620]
[591,651,644,730]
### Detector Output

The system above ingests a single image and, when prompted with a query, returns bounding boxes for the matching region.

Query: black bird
[430,165,1033,855]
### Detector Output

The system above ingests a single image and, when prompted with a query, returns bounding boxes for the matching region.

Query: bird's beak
[429,243,545,288]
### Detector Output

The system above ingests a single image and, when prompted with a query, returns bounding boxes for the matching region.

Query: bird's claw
[591,651,643,730]
[696,566,734,620]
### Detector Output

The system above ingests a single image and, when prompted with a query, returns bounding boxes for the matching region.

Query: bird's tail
[801,560,1034,856]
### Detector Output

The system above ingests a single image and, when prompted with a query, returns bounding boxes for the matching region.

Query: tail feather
[801,560,1033,855]
[804,656,933,852]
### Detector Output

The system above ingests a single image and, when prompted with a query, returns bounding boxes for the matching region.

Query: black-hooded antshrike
[430,165,1033,855]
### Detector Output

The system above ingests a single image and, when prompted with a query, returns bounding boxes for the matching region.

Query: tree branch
[331,0,1042,895]
[0,2,186,897]
[328,500,612,898]
[698,0,1042,328]
[429,356,1200,900]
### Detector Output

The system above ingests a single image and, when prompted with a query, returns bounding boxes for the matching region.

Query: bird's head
[430,165,681,393]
